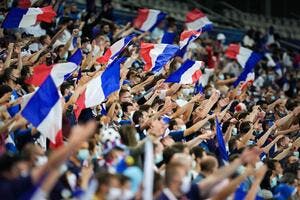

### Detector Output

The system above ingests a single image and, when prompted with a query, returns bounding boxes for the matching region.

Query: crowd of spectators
[0,0,299,199]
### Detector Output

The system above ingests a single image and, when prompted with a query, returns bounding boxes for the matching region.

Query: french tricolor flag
[21,75,63,144]
[74,58,123,118]
[25,49,82,87]
[160,31,176,44]
[178,30,201,57]
[165,60,203,84]
[226,44,262,87]
[185,9,213,31]
[2,6,56,29]
[140,43,179,72]
[134,8,166,32]
[96,34,135,64]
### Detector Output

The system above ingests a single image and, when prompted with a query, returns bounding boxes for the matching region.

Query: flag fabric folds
[2,6,56,28]
[134,8,166,32]
[21,76,62,143]
[185,9,213,31]
[25,49,82,87]
[177,30,201,57]
[225,44,262,87]
[74,58,123,118]
[165,60,203,84]
[216,117,229,162]
[140,43,179,72]
[194,81,204,95]
[96,34,135,64]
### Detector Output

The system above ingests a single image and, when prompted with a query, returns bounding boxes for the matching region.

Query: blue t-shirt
[168,130,185,142]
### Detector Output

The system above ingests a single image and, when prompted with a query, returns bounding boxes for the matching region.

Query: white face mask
[180,176,191,193]
[122,189,134,200]
[232,127,238,136]
[107,187,122,200]
[155,153,163,164]
[191,160,197,169]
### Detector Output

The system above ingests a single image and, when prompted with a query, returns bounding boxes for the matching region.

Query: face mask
[270,177,277,188]
[77,149,90,162]
[237,166,245,174]
[67,173,77,190]
[293,151,299,158]
[130,111,134,119]
[247,140,255,146]
[123,189,134,200]
[118,110,123,118]
[179,125,186,131]
[155,153,163,164]
[182,88,192,96]
[36,155,48,166]
[0,15,4,22]
[232,127,238,136]
[107,187,122,200]
[180,176,191,193]
[255,161,264,169]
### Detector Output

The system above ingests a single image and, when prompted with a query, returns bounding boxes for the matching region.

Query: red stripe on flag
[18,0,32,8]
[134,8,150,29]
[225,44,240,60]
[180,30,200,41]
[25,64,53,86]
[74,89,86,119]
[96,49,112,64]
[49,130,64,149]
[140,43,154,71]
[191,70,202,83]
[186,9,206,23]
[36,6,56,23]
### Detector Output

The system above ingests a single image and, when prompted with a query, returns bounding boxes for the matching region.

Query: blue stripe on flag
[216,117,229,162]
[68,49,83,65]
[194,81,204,94]
[165,59,194,83]
[101,57,124,97]
[1,8,28,28]
[233,52,262,87]
[152,44,179,72]
[21,76,60,127]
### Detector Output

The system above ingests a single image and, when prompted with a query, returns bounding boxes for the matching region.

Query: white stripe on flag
[186,16,210,30]
[84,75,105,108]
[237,47,252,68]
[140,10,160,31]
[19,8,43,28]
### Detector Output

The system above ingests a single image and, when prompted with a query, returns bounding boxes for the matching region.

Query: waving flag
[160,31,176,44]
[216,117,229,163]
[18,0,39,8]
[140,43,179,72]
[165,60,203,84]
[74,58,124,118]
[96,34,134,64]
[178,30,201,57]
[134,8,166,32]
[185,9,213,31]
[21,76,63,143]
[226,44,262,87]
[240,72,255,90]
[2,6,56,29]
[25,49,82,87]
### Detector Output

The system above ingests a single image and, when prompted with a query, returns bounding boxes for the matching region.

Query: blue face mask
[77,149,90,162]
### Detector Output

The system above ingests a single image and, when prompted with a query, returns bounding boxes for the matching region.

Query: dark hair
[190,146,204,159]
[132,110,143,125]
[0,84,12,98]
[121,102,133,113]
[119,125,137,147]
[163,146,181,164]
[239,121,252,134]
[0,153,21,173]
